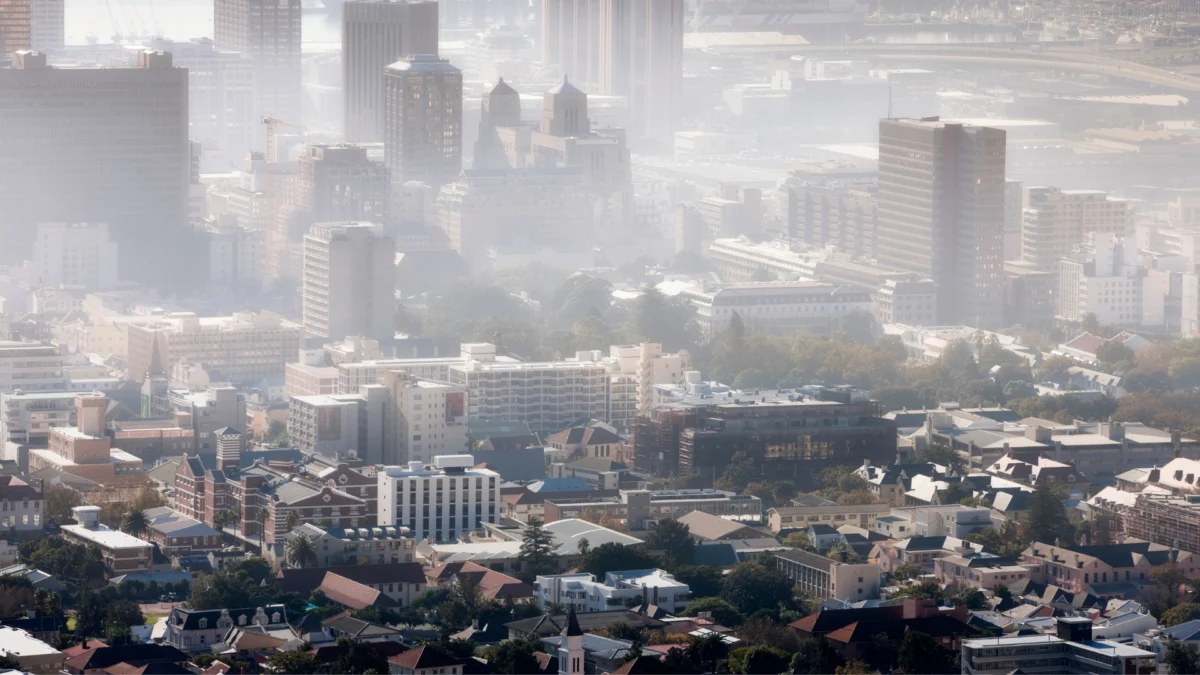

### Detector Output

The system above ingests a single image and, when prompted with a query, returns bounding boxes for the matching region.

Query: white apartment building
[27,222,119,290]
[603,343,688,430]
[380,371,467,466]
[0,342,65,395]
[680,281,873,336]
[1022,187,1132,273]
[1058,234,1152,327]
[377,455,501,543]
[448,357,609,436]
[0,391,77,447]
[335,343,513,392]
[126,311,302,384]
[535,570,692,614]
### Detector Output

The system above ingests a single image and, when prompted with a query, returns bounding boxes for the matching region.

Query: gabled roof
[388,645,460,670]
[319,572,395,610]
[566,456,628,473]
[64,644,189,671]
[276,563,426,594]
[506,611,667,637]
[608,656,673,675]
[548,426,621,447]
[0,475,40,501]
[677,511,765,541]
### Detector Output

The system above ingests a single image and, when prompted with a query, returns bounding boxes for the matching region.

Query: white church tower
[558,606,585,675]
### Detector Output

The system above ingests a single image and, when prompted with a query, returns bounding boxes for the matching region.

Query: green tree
[714,451,757,493]
[892,562,922,581]
[120,509,149,538]
[43,484,81,524]
[333,635,389,674]
[581,543,658,579]
[646,519,695,565]
[897,630,956,674]
[1166,638,1200,675]
[483,634,545,674]
[1161,603,1200,627]
[286,509,300,531]
[684,632,731,673]
[683,597,744,627]
[783,531,812,551]
[265,650,320,675]
[286,535,318,569]
[671,566,724,599]
[1096,342,1136,372]
[21,537,105,589]
[729,645,790,674]
[516,517,558,582]
[790,636,844,675]
[1025,482,1070,545]
[891,579,945,602]
[719,563,793,616]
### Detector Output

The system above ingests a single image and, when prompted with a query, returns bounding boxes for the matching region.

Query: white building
[126,311,302,384]
[1022,187,1132,273]
[61,506,153,572]
[0,342,65,394]
[30,0,65,53]
[601,343,688,430]
[377,455,501,543]
[1058,233,1155,327]
[0,625,62,672]
[680,281,873,336]
[448,357,609,436]
[535,569,691,614]
[0,390,77,447]
[206,214,264,287]
[26,222,119,290]
[379,370,467,466]
[288,387,388,463]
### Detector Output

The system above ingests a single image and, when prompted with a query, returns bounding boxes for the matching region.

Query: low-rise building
[767,501,889,534]
[933,554,1033,590]
[0,391,77,447]
[774,549,880,602]
[871,536,983,573]
[0,625,63,673]
[876,505,996,539]
[162,605,289,653]
[1022,540,1199,593]
[535,569,691,614]
[0,475,44,531]
[143,507,222,556]
[275,564,426,608]
[680,281,873,337]
[542,489,762,531]
[280,524,416,568]
[60,506,153,573]
[961,632,1155,675]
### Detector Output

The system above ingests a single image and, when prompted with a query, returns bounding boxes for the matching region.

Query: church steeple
[147,329,166,378]
[141,329,169,418]
[558,606,584,675]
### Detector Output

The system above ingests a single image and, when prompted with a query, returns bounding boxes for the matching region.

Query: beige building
[28,394,142,486]
[285,362,340,398]
[302,221,396,342]
[774,549,880,602]
[1022,187,1132,273]
[380,370,468,466]
[0,341,64,394]
[767,502,891,534]
[877,118,1006,327]
[934,554,1033,590]
[343,0,439,143]
[448,357,609,436]
[126,311,302,385]
[384,55,463,184]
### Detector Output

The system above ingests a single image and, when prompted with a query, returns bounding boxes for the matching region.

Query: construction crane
[261,116,305,165]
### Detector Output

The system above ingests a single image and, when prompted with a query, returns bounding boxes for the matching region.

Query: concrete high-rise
[0,51,190,287]
[343,0,439,143]
[542,0,683,138]
[877,117,1006,327]
[214,0,302,123]
[0,0,31,55]
[29,0,61,52]
[294,144,392,231]
[384,56,463,185]
[302,222,396,342]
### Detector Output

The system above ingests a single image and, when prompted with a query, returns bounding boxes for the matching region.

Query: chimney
[1173,429,1183,458]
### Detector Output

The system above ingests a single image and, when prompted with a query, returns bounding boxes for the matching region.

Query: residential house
[0,475,44,531]
[547,426,623,460]
[1022,540,1199,594]
[854,463,943,506]
[985,454,1088,489]
[767,500,889,535]
[162,606,289,653]
[790,599,976,668]
[62,643,189,674]
[275,563,427,608]
[426,561,534,602]
[871,536,983,573]
[933,554,1033,590]
[387,645,466,675]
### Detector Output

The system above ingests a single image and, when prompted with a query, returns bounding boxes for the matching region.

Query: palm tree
[286,534,318,568]
[577,537,590,558]
[286,509,300,531]
[121,509,149,538]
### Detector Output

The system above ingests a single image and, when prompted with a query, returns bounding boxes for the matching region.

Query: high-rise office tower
[384,55,463,185]
[0,51,190,287]
[302,222,396,341]
[877,117,1006,327]
[214,0,302,123]
[343,0,439,143]
[0,0,31,55]
[542,0,683,138]
[29,0,62,52]
[296,145,392,225]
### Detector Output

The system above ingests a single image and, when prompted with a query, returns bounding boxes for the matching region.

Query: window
[198,619,207,629]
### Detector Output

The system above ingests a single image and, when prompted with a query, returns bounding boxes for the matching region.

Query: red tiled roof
[608,655,672,675]
[319,571,393,610]
[63,640,108,658]
[387,645,460,670]
[201,662,230,675]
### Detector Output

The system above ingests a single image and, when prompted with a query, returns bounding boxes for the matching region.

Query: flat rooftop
[62,523,153,550]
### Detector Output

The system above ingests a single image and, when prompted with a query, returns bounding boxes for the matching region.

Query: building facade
[377,456,501,543]
[343,0,439,143]
[384,56,463,184]
[1021,187,1132,273]
[301,221,396,342]
[214,0,302,124]
[126,312,302,385]
[876,118,1006,327]
[774,549,880,602]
